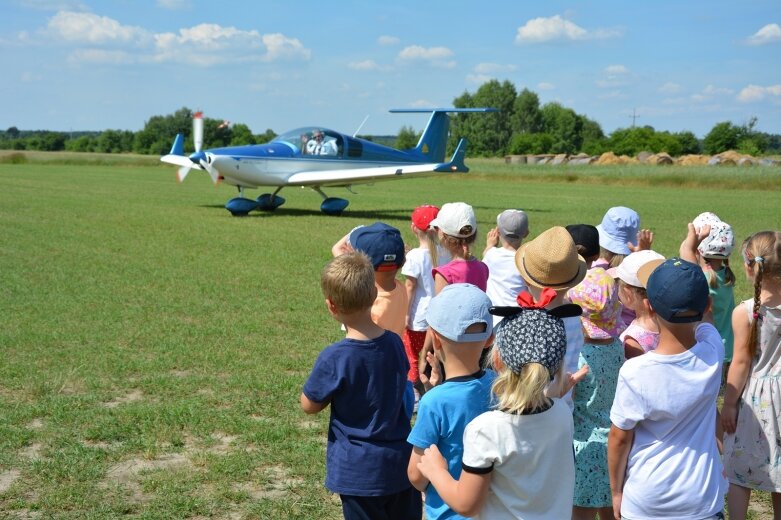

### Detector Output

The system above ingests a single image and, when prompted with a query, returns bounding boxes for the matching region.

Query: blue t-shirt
[407,369,496,520]
[303,331,413,496]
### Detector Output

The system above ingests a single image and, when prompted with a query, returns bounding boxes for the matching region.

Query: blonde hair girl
[721,230,781,520]
[416,307,581,519]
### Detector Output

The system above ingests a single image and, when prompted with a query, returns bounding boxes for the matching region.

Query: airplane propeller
[177,111,220,184]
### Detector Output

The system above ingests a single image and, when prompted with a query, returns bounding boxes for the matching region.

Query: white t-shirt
[610,323,727,520]
[483,247,527,327]
[401,247,435,331]
[461,399,575,520]
[554,315,584,411]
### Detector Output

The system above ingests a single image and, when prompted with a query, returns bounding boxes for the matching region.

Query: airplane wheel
[320,197,349,216]
[257,193,286,211]
[225,197,260,216]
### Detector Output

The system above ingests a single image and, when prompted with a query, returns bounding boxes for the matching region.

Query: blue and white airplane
[161,108,495,216]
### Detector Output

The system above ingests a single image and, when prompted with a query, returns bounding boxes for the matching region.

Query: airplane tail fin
[434,138,469,173]
[389,108,497,162]
[169,133,185,156]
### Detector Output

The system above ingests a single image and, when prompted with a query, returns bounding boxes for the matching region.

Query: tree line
[2,83,779,157]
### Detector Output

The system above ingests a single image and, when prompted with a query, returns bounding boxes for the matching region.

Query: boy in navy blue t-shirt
[301,252,421,519]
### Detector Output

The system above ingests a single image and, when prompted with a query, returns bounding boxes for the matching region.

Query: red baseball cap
[411,205,440,231]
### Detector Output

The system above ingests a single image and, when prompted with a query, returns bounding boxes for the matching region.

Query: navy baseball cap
[426,283,493,342]
[638,257,709,323]
[349,222,405,271]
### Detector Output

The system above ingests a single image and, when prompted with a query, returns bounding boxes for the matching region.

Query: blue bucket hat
[426,283,493,342]
[596,206,639,256]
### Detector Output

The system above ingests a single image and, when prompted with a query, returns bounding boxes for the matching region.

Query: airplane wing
[286,162,455,187]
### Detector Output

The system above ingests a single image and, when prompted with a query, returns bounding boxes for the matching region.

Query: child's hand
[679,223,710,263]
[417,444,448,479]
[486,227,500,249]
[565,364,590,394]
[721,402,738,434]
[426,351,442,388]
[627,229,654,252]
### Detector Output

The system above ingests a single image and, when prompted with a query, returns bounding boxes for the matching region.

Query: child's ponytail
[742,230,781,359]
[747,257,764,359]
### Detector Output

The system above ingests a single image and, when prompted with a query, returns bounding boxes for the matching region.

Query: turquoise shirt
[709,266,735,361]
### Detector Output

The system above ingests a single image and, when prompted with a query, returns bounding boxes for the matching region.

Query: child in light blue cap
[407,283,496,520]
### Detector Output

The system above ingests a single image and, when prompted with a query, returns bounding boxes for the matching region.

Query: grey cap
[497,210,529,246]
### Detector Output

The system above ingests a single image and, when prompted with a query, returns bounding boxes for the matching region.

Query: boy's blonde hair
[438,227,477,259]
[742,231,781,358]
[321,252,376,314]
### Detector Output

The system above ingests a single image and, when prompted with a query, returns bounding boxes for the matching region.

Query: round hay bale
[551,154,569,165]
[707,156,722,166]
[737,157,756,167]
[637,151,654,163]
[677,154,710,166]
[648,152,673,165]
[760,158,780,167]
[596,152,620,165]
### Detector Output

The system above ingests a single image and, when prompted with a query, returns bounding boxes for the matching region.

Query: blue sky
[2,0,780,138]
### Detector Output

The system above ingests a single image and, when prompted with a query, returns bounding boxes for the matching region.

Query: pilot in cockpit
[306,130,338,156]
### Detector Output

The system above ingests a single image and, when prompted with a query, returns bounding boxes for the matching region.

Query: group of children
[300,202,781,520]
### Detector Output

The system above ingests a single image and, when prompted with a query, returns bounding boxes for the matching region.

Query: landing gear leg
[257,187,286,211]
[313,187,349,216]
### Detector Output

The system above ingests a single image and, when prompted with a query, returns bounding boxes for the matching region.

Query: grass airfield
[1,154,780,518]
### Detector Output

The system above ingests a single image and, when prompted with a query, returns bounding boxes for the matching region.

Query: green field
[2,155,780,518]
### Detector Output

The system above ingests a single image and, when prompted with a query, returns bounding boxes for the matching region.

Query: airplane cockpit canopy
[274,127,343,157]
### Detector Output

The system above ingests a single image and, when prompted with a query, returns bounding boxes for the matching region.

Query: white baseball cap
[613,249,666,287]
[429,202,477,238]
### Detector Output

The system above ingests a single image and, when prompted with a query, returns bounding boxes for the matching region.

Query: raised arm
[679,223,710,264]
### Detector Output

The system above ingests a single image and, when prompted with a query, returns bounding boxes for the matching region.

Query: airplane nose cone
[189,151,206,164]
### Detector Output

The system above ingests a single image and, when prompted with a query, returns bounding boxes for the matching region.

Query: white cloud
[737,84,781,103]
[40,12,311,66]
[537,82,555,90]
[658,82,681,94]
[702,84,733,95]
[18,0,88,10]
[466,74,493,85]
[348,59,382,71]
[604,64,628,75]
[377,35,399,46]
[46,11,148,44]
[261,33,310,61]
[473,62,517,74]
[515,15,621,44]
[746,23,781,45]
[397,45,455,68]
[156,0,190,9]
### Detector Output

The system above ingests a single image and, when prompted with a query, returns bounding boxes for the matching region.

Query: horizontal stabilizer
[161,154,201,169]
[389,108,498,113]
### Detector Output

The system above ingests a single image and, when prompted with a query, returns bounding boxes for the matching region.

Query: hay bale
[621,155,640,164]
[504,155,527,164]
[760,158,780,167]
[718,150,744,163]
[637,151,654,163]
[647,152,673,165]
[551,154,569,165]
[596,152,620,165]
[569,156,596,165]
[737,157,756,166]
[677,154,710,166]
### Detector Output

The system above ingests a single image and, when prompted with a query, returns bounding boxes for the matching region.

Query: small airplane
[161,108,496,216]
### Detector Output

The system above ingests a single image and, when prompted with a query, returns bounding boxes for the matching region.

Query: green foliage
[673,131,701,155]
[507,132,553,154]
[511,88,543,134]
[395,125,420,149]
[254,129,277,144]
[541,102,583,154]
[449,80,517,156]
[229,123,256,146]
[703,121,741,155]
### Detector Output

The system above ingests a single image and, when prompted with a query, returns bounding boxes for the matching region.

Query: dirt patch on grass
[19,443,43,460]
[0,469,21,493]
[102,453,191,503]
[169,369,192,378]
[102,389,144,408]
[82,439,123,450]
[232,465,304,500]
[206,433,238,455]
[26,419,44,430]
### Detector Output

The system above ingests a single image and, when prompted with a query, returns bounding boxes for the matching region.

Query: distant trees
[396,125,420,149]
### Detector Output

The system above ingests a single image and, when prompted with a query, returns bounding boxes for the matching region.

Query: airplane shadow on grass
[198,204,552,222]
